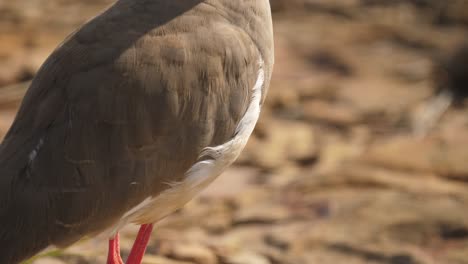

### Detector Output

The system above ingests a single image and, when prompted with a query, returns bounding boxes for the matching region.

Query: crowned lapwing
[0,0,274,263]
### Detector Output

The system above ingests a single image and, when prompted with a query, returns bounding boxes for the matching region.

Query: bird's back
[0,0,274,263]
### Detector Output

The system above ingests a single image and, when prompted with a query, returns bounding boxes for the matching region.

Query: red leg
[126,224,154,264]
[107,233,124,264]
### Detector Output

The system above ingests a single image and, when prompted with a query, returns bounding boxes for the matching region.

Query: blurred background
[1,0,468,263]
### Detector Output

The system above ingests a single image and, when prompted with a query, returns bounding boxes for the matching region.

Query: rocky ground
[1,0,468,263]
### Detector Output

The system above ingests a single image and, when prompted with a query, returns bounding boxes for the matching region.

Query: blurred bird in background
[413,42,468,136]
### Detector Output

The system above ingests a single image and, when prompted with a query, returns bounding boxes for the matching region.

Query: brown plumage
[0,0,274,263]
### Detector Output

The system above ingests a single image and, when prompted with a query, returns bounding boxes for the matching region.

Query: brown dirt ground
[1,1,468,263]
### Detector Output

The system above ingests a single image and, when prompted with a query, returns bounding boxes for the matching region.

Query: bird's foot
[126,224,154,264]
[107,233,124,264]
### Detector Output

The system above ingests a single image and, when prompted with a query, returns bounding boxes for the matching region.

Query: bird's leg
[107,233,124,264]
[126,224,154,264]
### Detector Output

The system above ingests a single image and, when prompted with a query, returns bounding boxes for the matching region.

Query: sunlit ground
[1,1,468,263]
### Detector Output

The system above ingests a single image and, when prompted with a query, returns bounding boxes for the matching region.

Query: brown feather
[0,0,274,263]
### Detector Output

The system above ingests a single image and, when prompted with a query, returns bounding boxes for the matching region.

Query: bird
[0,0,274,263]
[413,42,468,136]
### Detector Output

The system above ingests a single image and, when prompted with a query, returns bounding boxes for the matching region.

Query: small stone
[167,243,218,264]
[364,135,468,180]
[32,257,66,264]
[225,251,271,264]
[233,204,290,225]
[242,119,318,169]
[302,100,361,126]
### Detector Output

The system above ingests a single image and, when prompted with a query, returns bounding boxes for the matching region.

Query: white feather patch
[28,137,45,163]
[107,58,265,236]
